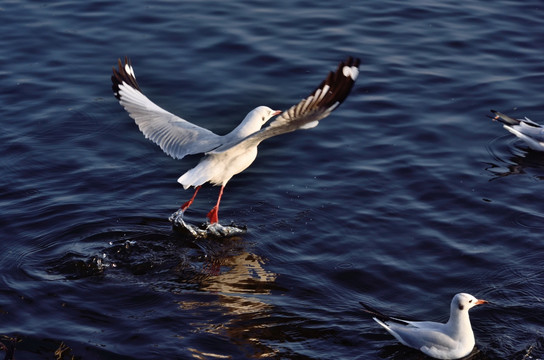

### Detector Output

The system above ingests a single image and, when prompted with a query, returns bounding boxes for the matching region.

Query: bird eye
[262,116,265,121]
[469,299,473,303]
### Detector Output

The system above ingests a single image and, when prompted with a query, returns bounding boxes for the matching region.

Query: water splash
[169,209,247,238]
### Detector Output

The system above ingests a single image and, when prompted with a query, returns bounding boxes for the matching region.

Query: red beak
[475,299,488,305]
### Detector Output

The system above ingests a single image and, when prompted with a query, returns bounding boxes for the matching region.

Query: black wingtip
[111,56,141,100]
[359,301,410,326]
[489,109,520,126]
[359,301,388,321]
[359,301,373,312]
[489,109,503,122]
[312,56,360,111]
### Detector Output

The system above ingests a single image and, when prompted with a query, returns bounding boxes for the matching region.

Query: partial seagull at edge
[490,109,544,151]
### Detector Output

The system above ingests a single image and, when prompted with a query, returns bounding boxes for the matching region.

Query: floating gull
[360,293,488,359]
[112,57,359,224]
[491,109,544,151]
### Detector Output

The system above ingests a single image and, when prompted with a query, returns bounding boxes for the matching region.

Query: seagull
[360,293,488,360]
[112,56,359,224]
[490,109,544,151]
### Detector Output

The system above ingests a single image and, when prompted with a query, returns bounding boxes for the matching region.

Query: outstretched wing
[211,57,360,153]
[112,57,223,159]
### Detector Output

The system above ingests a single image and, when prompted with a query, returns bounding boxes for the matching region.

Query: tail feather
[178,167,207,189]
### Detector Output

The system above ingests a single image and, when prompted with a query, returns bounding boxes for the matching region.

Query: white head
[232,106,281,139]
[451,293,487,313]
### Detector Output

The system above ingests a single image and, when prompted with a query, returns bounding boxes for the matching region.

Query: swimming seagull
[360,293,488,360]
[490,109,544,151]
[112,56,360,224]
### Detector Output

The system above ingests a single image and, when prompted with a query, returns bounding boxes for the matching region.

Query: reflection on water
[47,223,281,358]
[198,252,276,294]
[371,343,487,360]
[179,247,279,358]
[188,347,235,359]
[184,294,278,359]
[486,136,544,180]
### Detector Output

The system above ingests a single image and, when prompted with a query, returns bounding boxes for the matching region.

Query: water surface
[1,0,543,359]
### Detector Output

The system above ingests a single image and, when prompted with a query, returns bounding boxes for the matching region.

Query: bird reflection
[177,247,280,359]
[376,344,488,360]
[485,137,544,180]
[199,252,277,295]
[80,226,280,358]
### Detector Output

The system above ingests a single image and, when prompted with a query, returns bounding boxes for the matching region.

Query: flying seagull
[112,56,360,223]
[490,109,544,151]
[360,293,487,359]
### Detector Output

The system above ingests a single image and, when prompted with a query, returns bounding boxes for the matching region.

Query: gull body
[360,293,487,359]
[177,106,280,189]
[491,109,544,151]
[112,57,360,223]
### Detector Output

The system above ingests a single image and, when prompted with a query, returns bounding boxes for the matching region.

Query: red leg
[206,185,224,224]
[181,186,201,212]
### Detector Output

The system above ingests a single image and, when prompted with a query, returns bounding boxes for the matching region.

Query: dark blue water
[1,1,543,359]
